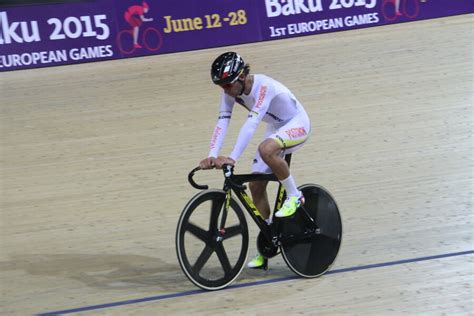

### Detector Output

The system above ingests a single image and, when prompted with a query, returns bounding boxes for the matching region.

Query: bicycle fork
[216,189,232,242]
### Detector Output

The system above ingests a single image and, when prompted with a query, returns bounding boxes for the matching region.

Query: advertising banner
[114,0,260,58]
[0,0,262,71]
[1,0,472,71]
[0,0,118,71]
[256,0,474,40]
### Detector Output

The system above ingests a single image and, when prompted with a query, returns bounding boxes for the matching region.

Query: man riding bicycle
[199,52,311,269]
[124,2,154,49]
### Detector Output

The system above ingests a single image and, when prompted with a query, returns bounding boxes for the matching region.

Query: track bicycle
[381,0,420,21]
[116,27,163,54]
[176,154,342,290]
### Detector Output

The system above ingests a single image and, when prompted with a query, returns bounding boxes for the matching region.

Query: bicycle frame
[223,171,281,238]
[218,154,292,246]
[188,154,319,247]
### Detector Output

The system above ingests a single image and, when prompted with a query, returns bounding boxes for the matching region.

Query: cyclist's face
[220,78,243,97]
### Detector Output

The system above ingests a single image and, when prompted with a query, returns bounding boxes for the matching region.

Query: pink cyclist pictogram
[117,2,163,54]
[381,0,421,22]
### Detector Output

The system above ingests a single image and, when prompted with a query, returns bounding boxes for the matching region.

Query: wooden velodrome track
[1,14,473,315]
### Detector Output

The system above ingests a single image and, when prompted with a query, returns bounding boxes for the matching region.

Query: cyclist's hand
[214,156,235,169]
[199,157,216,169]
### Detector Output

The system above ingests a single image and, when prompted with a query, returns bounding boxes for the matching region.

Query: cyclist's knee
[258,139,282,162]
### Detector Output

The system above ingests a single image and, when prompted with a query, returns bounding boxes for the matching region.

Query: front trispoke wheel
[176,190,249,290]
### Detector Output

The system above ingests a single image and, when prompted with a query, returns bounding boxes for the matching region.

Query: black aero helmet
[211,52,245,85]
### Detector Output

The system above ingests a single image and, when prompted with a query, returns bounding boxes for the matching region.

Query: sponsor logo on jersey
[285,127,307,139]
[266,112,284,122]
[255,86,268,109]
[210,126,222,149]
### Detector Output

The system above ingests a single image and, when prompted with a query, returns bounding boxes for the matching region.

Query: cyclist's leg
[127,16,142,47]
[133,26,139,45]
[250,124,279,221]
[259,111,310,185]
[247,170,270,269]
[249,179,270,220]
[395,0,401,14]
[247,128,276,269]
[259,111,311,217]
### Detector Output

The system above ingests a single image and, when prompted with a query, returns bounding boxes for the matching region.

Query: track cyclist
[199,52,312,269]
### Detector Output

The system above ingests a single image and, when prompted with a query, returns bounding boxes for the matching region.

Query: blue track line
[37,250,474,316]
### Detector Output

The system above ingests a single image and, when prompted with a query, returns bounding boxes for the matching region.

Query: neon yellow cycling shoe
[275,193,305,218]
[247,254,267,269]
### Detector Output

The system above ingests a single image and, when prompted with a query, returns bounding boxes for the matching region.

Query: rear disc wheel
[280,184,342,277]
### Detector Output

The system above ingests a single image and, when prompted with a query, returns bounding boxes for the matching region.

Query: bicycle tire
[116,29,135,54]
[280,184,342,278]
[143,27,163,52]
[381,0,397,21]
[176,189,249,290]
[403,0,419,19]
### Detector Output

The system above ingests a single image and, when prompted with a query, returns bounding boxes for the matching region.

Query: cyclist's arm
[208,93,234,158]
[140,15,153,22]
[229,85,272,162]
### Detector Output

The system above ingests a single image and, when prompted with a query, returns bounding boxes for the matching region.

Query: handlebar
[188,167,209,190]
[187,165,247,191]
